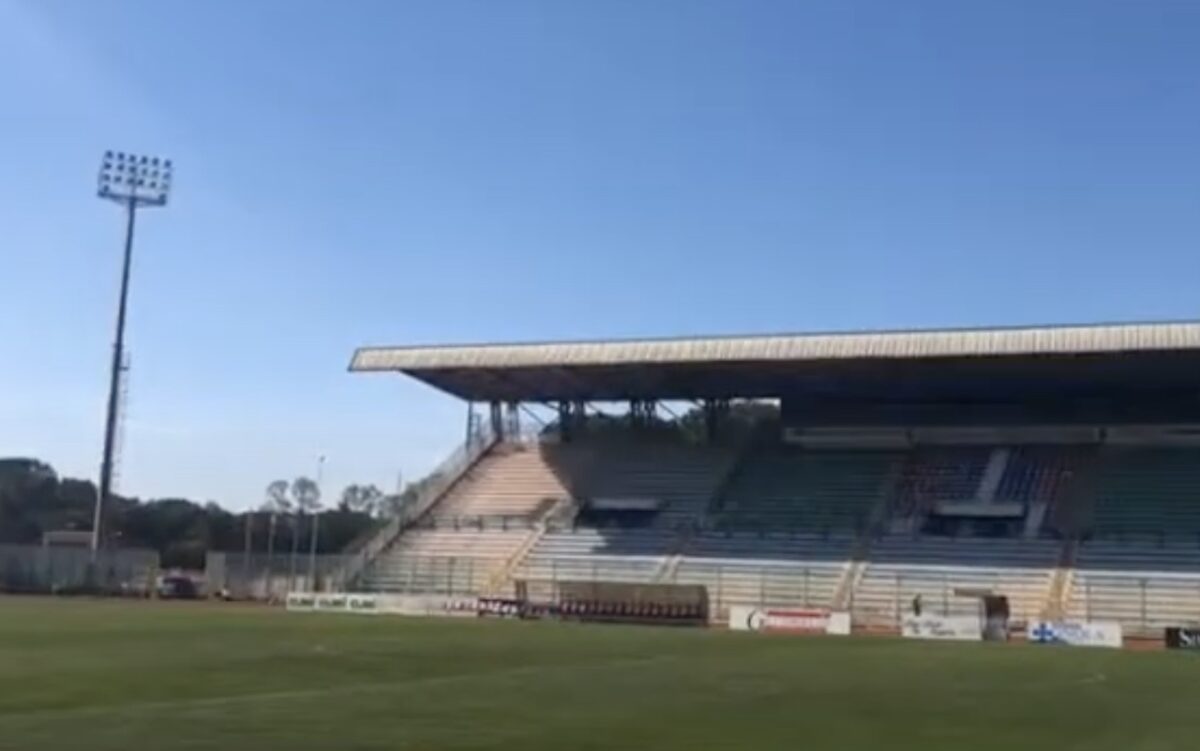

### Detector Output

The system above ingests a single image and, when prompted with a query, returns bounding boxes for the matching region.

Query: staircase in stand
[654,526,697,583]
[339,430,498,589]
[1043,539,1078,620]
[483,500,572,596]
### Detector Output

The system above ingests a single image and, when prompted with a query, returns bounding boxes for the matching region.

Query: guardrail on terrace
[336,423,499,589]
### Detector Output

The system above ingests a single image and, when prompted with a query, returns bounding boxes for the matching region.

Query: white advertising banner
[286,592,479,617]
[1028,621,1123,649]
[286,593,382,613]
[900,614,982,641]
[826,611,853,636]
[382,594,479,617]
[729,605,852,636]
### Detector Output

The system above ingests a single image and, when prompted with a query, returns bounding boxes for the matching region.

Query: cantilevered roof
[349,321,1200,402]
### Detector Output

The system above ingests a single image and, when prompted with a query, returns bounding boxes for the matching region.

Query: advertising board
[286,592,478,617]
[729,606,852,636]
[900,614,982,641]
[1165,627,1200,649]
[287,593,378,613]
[1028,621,1123,649]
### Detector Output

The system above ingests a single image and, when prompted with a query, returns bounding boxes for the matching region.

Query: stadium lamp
[97,151,173,207]
[91,151,174,555]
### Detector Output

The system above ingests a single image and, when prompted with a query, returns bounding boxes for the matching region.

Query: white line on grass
[0,653,681,724]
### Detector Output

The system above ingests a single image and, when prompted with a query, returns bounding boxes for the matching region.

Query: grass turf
[0,598,1197,750]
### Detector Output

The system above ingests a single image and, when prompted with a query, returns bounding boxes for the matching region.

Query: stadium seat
[572,439,737,527]
[359,529,529,595]
[1068,539,1200,635]
[1089,448,1200,536]
[515,528,675,584]
[669,530,855,618]
[892,448,990,518]
[850,536,1059,627]
[717,448,899,531]
[430,443,578,523]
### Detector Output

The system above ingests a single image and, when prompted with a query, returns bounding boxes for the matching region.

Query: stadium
[336,319,1200,638]
[10,318,1200,750]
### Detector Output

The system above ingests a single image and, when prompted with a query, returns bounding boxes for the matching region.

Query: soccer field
[0,598,1196,750]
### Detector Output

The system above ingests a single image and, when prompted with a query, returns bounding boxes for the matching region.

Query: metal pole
[94,197,137,555]
[308,456,325,591]
[1140,578,1147,632]
[288,512,299,592]
[894,574,901,627]
[242,512,253,597]
[266,513,277,599]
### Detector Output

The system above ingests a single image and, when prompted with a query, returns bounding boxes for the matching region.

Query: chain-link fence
[0,545,159,595]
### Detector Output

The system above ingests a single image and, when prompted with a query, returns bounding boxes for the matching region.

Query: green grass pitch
[0,597,1197,750]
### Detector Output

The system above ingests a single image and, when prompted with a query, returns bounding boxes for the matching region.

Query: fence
[345,556,843,608]
[205,551,356,599]
[843,571,1042,629]
[670,567,834,615]
[1074,577,1200,636]
[357,555,490,596]
[0,545,159,595]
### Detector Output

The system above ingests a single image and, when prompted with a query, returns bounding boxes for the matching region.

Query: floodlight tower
[93,151,173,553]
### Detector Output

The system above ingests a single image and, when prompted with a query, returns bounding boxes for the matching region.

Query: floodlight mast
[93,152,173,555]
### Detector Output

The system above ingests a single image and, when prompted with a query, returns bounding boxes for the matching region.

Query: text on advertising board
[900,614,982,641]
[1028,621,1123,649]
[1166,627,1200,649]
[728,606,851,635]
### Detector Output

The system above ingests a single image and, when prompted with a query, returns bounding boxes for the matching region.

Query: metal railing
[1076,577,1200,636]
[411,514,540,532]
[358,555,486,596]
[845,572,1042,628]
[668,566,833,617]
[517,561,836,619]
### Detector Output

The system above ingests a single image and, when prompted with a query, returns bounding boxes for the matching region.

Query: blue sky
[3,0,1199,509]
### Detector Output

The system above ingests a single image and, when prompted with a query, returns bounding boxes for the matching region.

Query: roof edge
[349,319,1200,373]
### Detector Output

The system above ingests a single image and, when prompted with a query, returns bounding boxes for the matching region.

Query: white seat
[852,537,1058,627]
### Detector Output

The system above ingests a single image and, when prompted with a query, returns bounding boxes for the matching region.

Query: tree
[264,480,291,514]
[377,478,426,520]
[339,484,383,515]
[262,480,291,575]
[0,459,375,570]
[289,477,321,589]
[291,477,320,514]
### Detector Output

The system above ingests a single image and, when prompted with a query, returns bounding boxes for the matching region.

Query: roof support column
[557,402,571,442]
[630,399,658,429]
[489,402,504,440]
[557,401,587,443]
[465,402,479,445]
[505,402,521,441]
[704,398,730,443]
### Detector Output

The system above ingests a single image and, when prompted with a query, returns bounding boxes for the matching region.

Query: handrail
[336,423,499,589]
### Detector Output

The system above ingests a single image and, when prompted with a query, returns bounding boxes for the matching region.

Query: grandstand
[348,321,1200,636]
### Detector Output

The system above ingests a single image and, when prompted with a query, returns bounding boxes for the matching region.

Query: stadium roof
[349,320,1200,403]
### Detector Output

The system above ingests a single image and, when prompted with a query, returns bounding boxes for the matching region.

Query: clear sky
[2,0,1199,510]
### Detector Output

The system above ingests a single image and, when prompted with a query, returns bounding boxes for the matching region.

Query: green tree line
[0,458,417,570]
